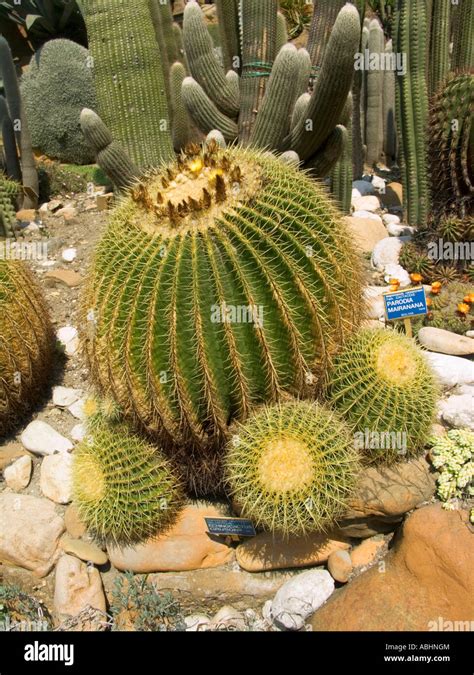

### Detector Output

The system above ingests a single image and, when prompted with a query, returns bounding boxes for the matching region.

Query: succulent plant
[452,0,474,71]
[224,400,360,536]
[0,175,20,237]
[82,143,363,494]
[20,39,97,165]
[0,262,55,437]
[328,328,439,464]
[365,18,384,167]
[72,417,184,545]
[398,242,434,280]
[420,281,474,335]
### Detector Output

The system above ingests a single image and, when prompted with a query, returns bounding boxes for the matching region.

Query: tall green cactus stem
[83,145,363,493]
[428,72,474,220]
[291,93,310,132]
[79,0,174,169]
[172,23,189,71]
[359,24,369,153]
[452,0,474,70]
[148,0,171,99]
[394,0,429,226]
[226,70,240,102]
[250,44,299,151]
[307,0,346,70]
[276,11,289,53]
[365,19,384,166]
[305,126,346,178]
[238,0,278,144]
[155,0,179,67]
[170,62,191,152]
[331,96,353,213]
[80,109,140,191]
[295,48,312,99]
[216,0,241,73]
[288,4,361,162]
[383,39,397,164]
[0,36,38,210]
[0,96,21,182]
[183,1,239,119]
[352,1,366,179]
[0,176,19,237]
[429,0,451,96]
[182,77,239,142]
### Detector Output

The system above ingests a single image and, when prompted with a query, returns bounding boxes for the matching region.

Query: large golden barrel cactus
[0,261,55,436]
[83,144,363,492]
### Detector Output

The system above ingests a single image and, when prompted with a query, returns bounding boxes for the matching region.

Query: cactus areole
[83,144,363,492]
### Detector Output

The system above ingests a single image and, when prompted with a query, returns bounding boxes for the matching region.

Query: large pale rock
[53,386,82,408]
[352,195,380,212]
[371,237,404,270]
[423,352,474,389]
[108,504,234,572]
[383,263,410,288]
[353,179,376,196]
[236,531,350,572]
[270,570,334,630]
[352,210,383,223]
[386,222,415,237]
[418,327,474,356]
[64,504,86,538]
[438,394,474,431]
[311,504,474,630]
[3,455,32,491]
[364,286,386,320]
[60,536,108,566]
[40,452,73,504]
[21,420,73,456]
[0,443,27,471]
[345,216,387,253]
[56,326,79,356]
[54,554,106,630]
[0,494,64,576]
[327,549,352,583]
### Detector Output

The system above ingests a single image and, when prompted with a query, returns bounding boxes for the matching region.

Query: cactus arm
[170,62,191,152]
[276,11,289,52]
[365,19,384,167]
[0,96,21,182]
[291,92,311,133]
[216,0,241,73]
[383,39,397,164]
[182,77,238,142]
[305,125,346,178]
[307,0,345,70]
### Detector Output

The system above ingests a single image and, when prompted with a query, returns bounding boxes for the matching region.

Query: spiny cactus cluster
[429,429,474,523]
[180,1,360,177]
[328,328,438,464]
[82,143,363,494]
[0,262,55,437]
[224,400,360,536]
[72,416,183,544]
[0,175,20,237]
[20,39,97,165]
[419,282,474,335]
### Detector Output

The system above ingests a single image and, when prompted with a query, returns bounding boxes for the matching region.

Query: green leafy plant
[224,400,360,536]
[0,583,52,631]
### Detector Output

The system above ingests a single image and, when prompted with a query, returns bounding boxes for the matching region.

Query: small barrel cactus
[224,400,360,536]
[82,143,363,493]
[421,281,474,335]
[328,328,439,464]
[20,39,97,165]
[72,418,184,544]
[0,262,55,437]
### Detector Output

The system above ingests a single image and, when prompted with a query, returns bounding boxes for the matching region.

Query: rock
[371,175,386,191]
[236,531,350,572]
[327,549,352,583]
[380,182,402,208]
[54,206,77,220]
[16,209,37,222]
[21,420,73,456]
[423,352,474,389]
[269,570,334,630]
[3,455,32,491]
[54,554,106,630]
[350,536,385,568]
[311,504,473,630]
[364,286,386,320]
[438,393,474,430]
[382,213,401,226]
[53,386,82,408]
[61,248,77,263]
[371,237,405,270]
[352,210,383,223]
[0,443,28,471]
[57,326,79,356]
[418,327,474,356]
[60,536,108,565]
[383,263,411,288]
[431,423,447,437]
[40,453,73,504]
[386,222,415,237]
[70,424,86,442]
[210,605,247,631]
[466,330,474,338]
[185,614,211,632]
[68,398,86,420]
[352,195,380,212]
[64,504,86,538]
[47,199,63,212]
[340,456,435,527]
[336,515,403,539]
[0,494,64,576]
[345,217,387,254]
[108,504,234,572]
[352,180,375,196]
[45,269,83,288]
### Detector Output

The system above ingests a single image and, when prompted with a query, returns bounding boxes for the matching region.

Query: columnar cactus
[79,0,174,169]
[429,0,451,96]
[83,144,363,493]
[452,0,474,71]
[0,96,21,182]
[306,0,346,70]
[225,401,360,536]
[365,19,384,166]
[0,175,19,237]
[331,97,353,214]
[0,262,55,437]
[216,0,241,73]
[170,62,192,152]
[383,39,397,164]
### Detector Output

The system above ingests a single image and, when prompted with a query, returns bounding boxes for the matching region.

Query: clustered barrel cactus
[83,142,363,493]
[0,176,20,237]
[0,262,55,437]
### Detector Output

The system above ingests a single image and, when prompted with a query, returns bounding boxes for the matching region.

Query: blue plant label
[205,517,256,537]
[384,286,428,322]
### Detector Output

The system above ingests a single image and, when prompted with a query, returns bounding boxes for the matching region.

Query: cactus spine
[79,0,174,169]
